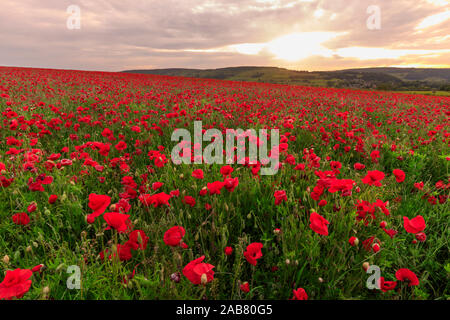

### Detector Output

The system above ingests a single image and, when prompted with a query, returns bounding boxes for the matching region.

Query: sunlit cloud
[415,10,450,29]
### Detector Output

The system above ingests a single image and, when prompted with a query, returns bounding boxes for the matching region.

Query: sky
[0,0,449,72]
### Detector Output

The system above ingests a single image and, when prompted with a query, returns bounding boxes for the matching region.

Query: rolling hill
[122,66,450,92]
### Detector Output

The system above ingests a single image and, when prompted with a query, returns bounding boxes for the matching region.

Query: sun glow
[230,32,342,61]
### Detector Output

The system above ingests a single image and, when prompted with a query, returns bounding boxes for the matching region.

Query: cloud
[0,0,448,71]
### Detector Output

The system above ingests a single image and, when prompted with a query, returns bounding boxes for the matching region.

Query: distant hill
[122,66,450,91]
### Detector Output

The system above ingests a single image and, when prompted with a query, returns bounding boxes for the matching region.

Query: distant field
[123,66,450,93]
[396,91,450,97]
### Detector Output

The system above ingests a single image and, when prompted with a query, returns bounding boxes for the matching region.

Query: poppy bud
[318,277,324,283]
[26,246,32,253]
[380,221,387,228]
[201,273,208,285]
[170,272,181,283]
[42,286,50,295]
[179,174,184,179]
[372,243,380,253]
[274,228,281,235]
[362,262,370,271]
[109,204,117,211]
[2,255,10,264]
[285,259,290,265]
[349,236,359,246]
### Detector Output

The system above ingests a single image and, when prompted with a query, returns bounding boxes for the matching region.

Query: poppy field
[0,66,448,300]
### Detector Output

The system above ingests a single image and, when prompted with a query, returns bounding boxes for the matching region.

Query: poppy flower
[240,282,250,293]
[27,202,37,213]
[12,212,30,225]
[152,182,164,191]
[414,181,424,190]
[224,246,233,256]
[220,165,234,177]
[103,212,131,233]
[395,268,419,286]
[115,140,127,151]
[127,230,149,250]
[139,192,171,207]
[183,195,196,207]
[403,215,426,234]
[31,264,44,273]
[309,212,329,236]
[243,242,263,266]
[291,288,308,300]
[48,194,58,204]
[223,177,239,192]
[163,226,186,247]
[192,169,204,179]
[87,193,111,223]
[182,256,215,285]
[393,169,405,183]
[379,277,397,292]
[0,268,32,300]
[100,243,133,261]
[362,170,385,187]
[415,232,426,242]
[274,190,287,205]
[349,236,359,246]
[354,163,365,170]
[207,181,224,195]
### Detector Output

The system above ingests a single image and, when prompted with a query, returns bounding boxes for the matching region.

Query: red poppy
[0,268,32,300]
[139,192,171,207]
[87,193,111,223]
[103,212,131,233]
[240,282,250,293]
[12,212,30,225]
[395,268,419,286]
[291,288,308,300]
[348,236,359,246]
[403,215,426,234]
[362,170,385,187]
[274,190,287,205]
[48,194,58,204]
[220,165,234,177]
[379,277,397,292]
[27,202,37,213]
[393,169,405,183]
[127,230,149,250]
[163,226,186,247]
[223,177,239,192]
[309,212,329,236]
[183,195,196,207]
[243,242,263,266]
[115,140,127,151]
[192,169,204,179]
[182,256,215,285]
[353,163,365,170]
[224,246,233,256]
[207,181,224,195]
